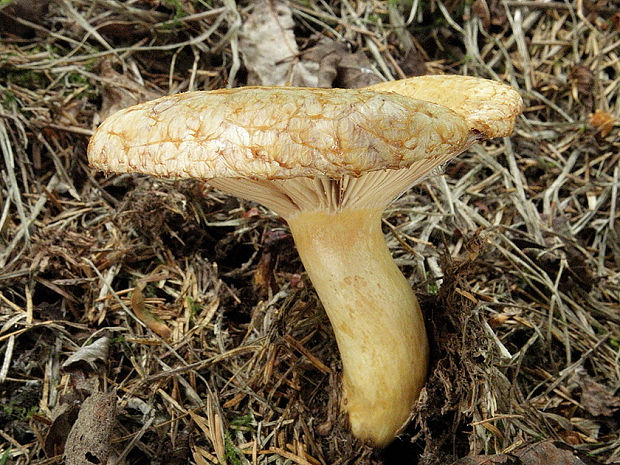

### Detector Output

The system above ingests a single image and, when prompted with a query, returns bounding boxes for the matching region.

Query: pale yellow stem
[286,208,429,447]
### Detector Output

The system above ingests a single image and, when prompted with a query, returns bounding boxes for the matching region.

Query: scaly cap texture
[88,86,472,180]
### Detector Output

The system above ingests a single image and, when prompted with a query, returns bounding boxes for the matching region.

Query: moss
[2,402,39,422]
[224,432,245,465]
[229,413,255,432]
[1,69,49,89]
[0,447,11,465]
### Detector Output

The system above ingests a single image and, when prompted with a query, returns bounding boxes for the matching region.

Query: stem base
[287,209,429,446]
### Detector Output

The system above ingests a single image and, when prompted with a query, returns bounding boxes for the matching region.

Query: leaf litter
[0,0,619,464]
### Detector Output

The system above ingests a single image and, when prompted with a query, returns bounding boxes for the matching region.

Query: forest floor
[1,1,619,464]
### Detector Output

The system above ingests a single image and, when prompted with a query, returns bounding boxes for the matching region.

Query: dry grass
[1,1,619,464]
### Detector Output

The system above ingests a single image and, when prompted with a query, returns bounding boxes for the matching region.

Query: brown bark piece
[64,391,117,465]
[451,441,598,465]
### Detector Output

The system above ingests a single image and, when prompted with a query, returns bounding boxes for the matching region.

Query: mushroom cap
[367,75,523,139]
[88,86,473,180]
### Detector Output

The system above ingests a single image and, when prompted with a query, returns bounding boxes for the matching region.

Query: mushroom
[88,75,523,446]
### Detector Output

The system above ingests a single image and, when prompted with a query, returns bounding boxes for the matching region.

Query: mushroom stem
[286,208,429,447]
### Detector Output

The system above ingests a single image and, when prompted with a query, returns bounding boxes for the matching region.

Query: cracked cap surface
[88,85,474,180]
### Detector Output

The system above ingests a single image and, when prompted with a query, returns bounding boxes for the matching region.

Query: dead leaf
[96,20,151,41]
[579,377,620,417]
[451,441,597,465]
[64,391,117,465]
[589,109,616,137]
[301,41,381,88]
[452,456,513,464]
[0,0,50,37]
[518,442,591,465]
[301,41,346,88]
[335,49,382,88]
[253,229,292,296]
[398,47,428,78]
[471,0,491,29]
[61,336,110,372]
[466,0,507,28]
[239,0,316,86]
[489,0,508,27]
[569,65,595,110]
[131,283,172,339]
[44,402,80,458]
[253,249,275,297]
[160,421,193,465]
